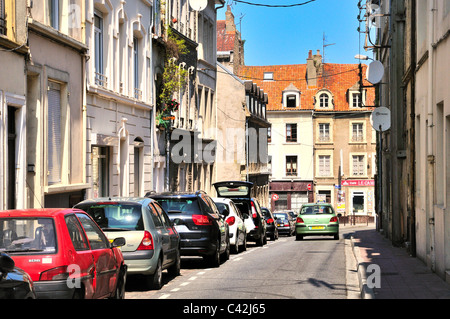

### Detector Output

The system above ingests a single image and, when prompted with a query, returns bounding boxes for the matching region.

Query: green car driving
[295,203,340,240]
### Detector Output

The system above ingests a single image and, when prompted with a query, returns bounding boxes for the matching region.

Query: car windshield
[300,206,333,215]
[77,203,144,231]
[0,218,56,254]
[154,198,201,215]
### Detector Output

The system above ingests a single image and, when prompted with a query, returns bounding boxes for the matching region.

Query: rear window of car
[153,198,201,215]
[300,205,334,215]
[274,213,288,220]
[0,218,57,254]
[216,185,250,197]
[214,202,229,215]
[76,203,144,231]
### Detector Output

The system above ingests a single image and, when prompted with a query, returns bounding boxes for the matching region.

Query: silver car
[75,197,180,290]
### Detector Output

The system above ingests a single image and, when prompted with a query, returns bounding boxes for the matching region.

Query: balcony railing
[95,72,108,88]
[134,88,142,100]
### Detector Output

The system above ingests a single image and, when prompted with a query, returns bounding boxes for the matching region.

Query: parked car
[146,191,230,267]
[212,197,248,253]
[213,181,267,246]
[261,207,278,241]
[273,211,296,236]
[0,208,127,299]
[75,197,180,290]
[295,203,340,240]
[0,252,36,299]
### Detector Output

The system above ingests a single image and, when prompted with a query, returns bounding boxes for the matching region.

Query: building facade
[238,50,376,216]
[0,0,28,209]
[374,0,450,282]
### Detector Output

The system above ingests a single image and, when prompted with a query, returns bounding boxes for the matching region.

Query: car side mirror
[337,213,342,218]
[0,253,15,274]
[111,237,126,248]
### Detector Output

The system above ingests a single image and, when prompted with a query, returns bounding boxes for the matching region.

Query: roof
[0,208,81,218]
[237,63,375,112]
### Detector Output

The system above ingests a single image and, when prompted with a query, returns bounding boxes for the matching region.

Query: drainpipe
[427,0,436,271]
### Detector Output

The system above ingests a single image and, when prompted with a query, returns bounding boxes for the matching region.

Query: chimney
[306,50,323,87]
[225,5,236,32]
[306,50,317,87]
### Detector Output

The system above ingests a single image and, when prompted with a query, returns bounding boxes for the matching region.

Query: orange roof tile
[236,63,375,112]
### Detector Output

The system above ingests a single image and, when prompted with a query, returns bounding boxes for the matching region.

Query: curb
[350,235,376,299]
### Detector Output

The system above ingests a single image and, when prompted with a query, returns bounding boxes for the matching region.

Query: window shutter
[47,83,61,185]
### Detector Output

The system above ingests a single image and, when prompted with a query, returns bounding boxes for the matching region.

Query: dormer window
[314,89,333,110]
[286,95,297,108]
[282,83,301,108]
[264,72,274,81]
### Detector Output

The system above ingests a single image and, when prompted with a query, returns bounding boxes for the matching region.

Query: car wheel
[240,235,247,252]
[168,249,181,277]
[334,233,339,240]
[232,231,240,254]
[296,234,303,241]
[111,266,127,299]
[146,258,163,290]
[205,240,221,267]
[221,236,230,262]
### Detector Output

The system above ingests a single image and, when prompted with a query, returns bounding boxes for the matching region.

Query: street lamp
[354,54,373,61]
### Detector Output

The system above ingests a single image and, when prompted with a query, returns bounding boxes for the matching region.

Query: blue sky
[217,0,368,66]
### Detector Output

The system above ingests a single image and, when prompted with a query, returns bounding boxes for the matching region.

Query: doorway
[7,106,17,209]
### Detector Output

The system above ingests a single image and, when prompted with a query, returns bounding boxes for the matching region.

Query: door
[92,146,110,198]
[153,202,178,264]
[7,106,16,209]
[76,213,117,299]
[148,203,171,267]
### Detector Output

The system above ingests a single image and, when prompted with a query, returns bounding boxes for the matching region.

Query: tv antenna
[322,33,335,87]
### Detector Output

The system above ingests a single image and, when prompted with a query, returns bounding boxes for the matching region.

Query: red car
[0,208,127,299]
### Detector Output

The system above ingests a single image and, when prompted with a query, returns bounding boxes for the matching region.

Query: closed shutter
[48,82,61,185]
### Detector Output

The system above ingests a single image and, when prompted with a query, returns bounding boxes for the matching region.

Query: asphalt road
[125,226,365,300]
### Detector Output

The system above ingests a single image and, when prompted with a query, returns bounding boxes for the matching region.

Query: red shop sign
[341,180,375,187]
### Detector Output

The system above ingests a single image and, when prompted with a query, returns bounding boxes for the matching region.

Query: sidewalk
[347,225,450,299]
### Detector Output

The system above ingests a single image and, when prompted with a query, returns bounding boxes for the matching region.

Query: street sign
[271,193,279,201]
[307,183,311,191]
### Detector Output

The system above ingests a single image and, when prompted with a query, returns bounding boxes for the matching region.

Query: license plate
[310,226,325,230]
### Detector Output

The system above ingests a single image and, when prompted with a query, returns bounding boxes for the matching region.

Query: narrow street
[125,226,366,300]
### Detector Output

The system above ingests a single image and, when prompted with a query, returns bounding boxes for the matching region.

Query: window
[47,82,62,185]
[48,0,60,30]
[352,155,365,176]
[350,91,364,108]
[286,124,297,142]
[65,215,89,251]
[94,11,106,86]
[352,123,364,142]
[318,155,331,176]
[319,93,329,108]
[0,0,6,35]
[149,204,163,227]
[318,123,330,142]
[133,37,141,99]
[264,72,274,81]
[267,126,271,143]
[286,95,297,108]
[76,213,110,250]
[286,156,297,176]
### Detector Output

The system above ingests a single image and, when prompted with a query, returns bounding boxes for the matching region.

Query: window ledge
[45,183,90,195]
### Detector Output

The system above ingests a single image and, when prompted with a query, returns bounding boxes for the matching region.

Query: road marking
[180,282,190,286]
[171,288,180,292]
[158,294,170,299]
[197,271,206,275]
[189,276,197,281]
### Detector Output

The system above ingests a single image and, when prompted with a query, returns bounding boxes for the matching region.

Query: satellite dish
[366,60,384,84]
[371,106,391,131]
[190,0,207,11]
